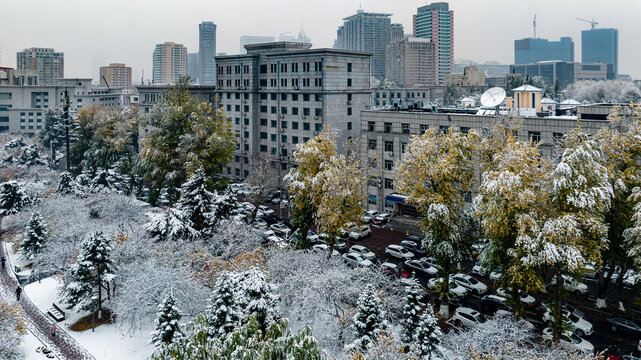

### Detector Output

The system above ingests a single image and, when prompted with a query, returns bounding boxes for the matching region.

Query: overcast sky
[1,0,639,83]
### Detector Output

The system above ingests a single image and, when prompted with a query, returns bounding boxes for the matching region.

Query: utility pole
[63,89,71,172]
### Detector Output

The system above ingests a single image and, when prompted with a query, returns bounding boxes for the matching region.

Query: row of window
[368,122,457,135]
[258,106,323,117]
[375,92,428,99]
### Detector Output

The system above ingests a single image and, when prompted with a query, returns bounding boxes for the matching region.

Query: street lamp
[91,295,98,332]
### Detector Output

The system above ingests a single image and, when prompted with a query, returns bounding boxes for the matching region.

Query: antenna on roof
[533,14,537,38]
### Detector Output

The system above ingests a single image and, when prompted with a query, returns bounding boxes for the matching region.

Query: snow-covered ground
[24,277,154,360]
[20,331,60,360]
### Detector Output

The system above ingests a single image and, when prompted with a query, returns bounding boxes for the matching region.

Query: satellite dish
[480,87,506,108]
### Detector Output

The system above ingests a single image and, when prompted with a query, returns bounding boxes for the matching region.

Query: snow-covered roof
[541,98,557,104]
[460,97,475,102]
[512,84,543,93]
[560,99,581,105]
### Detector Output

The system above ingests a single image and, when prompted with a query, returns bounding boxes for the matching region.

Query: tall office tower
[99,63,132,89]
[187,53,200,83]
[582,28,618,79]
[514,37,574,64]
[391,23,405,42]
[240,35,276,54]
[413,2,453,85]
[335,9,392,79]
[199,21,217,85]
[152,42,187,85]
[386,37,436,87]
[16,47,64,85]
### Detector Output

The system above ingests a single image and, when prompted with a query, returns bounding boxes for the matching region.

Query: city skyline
[0,0,639,82]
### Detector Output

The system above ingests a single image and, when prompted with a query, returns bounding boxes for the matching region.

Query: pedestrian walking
[1,256,5,269]
[50,323,56,338]
[15,286,22,301]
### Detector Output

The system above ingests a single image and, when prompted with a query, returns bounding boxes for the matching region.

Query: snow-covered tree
[64,231,115,311]
[206,271,240,338]
[56,172,77,195]
[402,278,425,343]
[175,168,216,235]
[211,190,241,224]
[348,331,422,360]
[393,128,477,316]
[21,212,47,259]
[0,181,29,233]
[151,294,183,347]
[16,144,47,168]
[3,137,25,151]
[236,267,280,332]
[0,301,27,360]
[350,284,388,351]
[625,186,641,268]
[145,208,198,242]
[564,80,641,104]
[413,304,441,358]
[244,153,278,223]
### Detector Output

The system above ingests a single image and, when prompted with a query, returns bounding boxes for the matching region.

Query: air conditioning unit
[242,86,247,90]
[388,152,394,157]
[258,86,263,90]
[243,125,247,129]
[347,101,352,105]
[243,112,247,116]
[280,128,285,133]
[314,116,319,120]
[301,115,306,119]
[314,131,320,135]
[294,85,299,90]
[258,99,262,103]
[279,114,284,118]
[236,86,241,90]
[242,99,247,103]
[243,138,248,142]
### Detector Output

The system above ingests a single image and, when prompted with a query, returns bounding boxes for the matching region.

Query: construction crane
[576,17,598,30]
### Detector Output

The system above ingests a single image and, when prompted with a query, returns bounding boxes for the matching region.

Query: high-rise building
[510,60,607,89]
[152,42,187,85]
[514,37,574,64]
[385,37,436,87]
[99,63,132,89]
[335,9,392,80]
[240,35,276,54]
[16,47,64,86]
[199,21,217,85]
[413,2,453,85]
[187,53,200,83]
[391,23,405,42]
[582,28,618,79]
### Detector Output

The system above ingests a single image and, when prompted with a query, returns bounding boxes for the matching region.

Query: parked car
[381,262,409,278]
[403,235,423,243]
[452,307,487,327]
[550,274,589,295]
[339,222,357,238]
[583,263,598,281]
[539,302,586,320]
[404,260,438,277]
[291,229,319,244]
[269,222,292,237]
[472,261,490,277]
[400,240,426,256]
[349,225,372,240]
[450,273,487,295]
[542,328,594,354]
[334,239,347,253]
[362,210,379,223]
[623,269,640,288]
[606,318,641,336]
[372,213,391,226]
[265,235,287,249]
[489,268,504,282]
[420,257,442,271]
[604,265,622,283]
[543,310,593,337]
[472,240,489,255]
[385,245,415,260]
[427,278,468,298]
[312,244,339,256]
[258,205,275,216]
[480,294,512,316]
[350,245,376,261]
[496,287,536,306]
[342,252,373,267]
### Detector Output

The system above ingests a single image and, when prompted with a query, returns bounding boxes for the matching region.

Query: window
[439,125,449,134]
[347,107,352,116]
[315,108,323,116]
[292,107,299,115]
[347,63,352,72]
[315,94,322,102]
[384,122,392,133]
[402,123,410,134]
[347,79,352,87]
[292,136,300,144]
[347,122,352,130]
[260,132,267,139]
[402,142,408,153]
[260,64,267,73]
[385,141,394,152]
[244,105,249,112]
[260,106,267,113]
[281,93,287,101]
[244,131,249,138]
[271,93,277,100]
[235,105,241,112]
[281,135,287,143]
[368,195,377,205]
[281,107,287,114]
[315,123,323,132]
[420,124,429,134]
[460,127,470,134]
[235,118,240,125]
[529,131,541,143]
[271,120,277,128]
[271,134,277,142]
[303,122,310,130]
[384,178,394,189]
[303,108,310,116]
[303,94,310,101]
[260,118,267,126]
[260,93,267,100]
[368,121,375,132]
[0,93,12,100]
[281,120,288,129]
[271,147,277,155]
[384,160,393,171]
[368,139,377,149]
[271,106,277,114]
[553,132,564,142]
[244,118,249,126]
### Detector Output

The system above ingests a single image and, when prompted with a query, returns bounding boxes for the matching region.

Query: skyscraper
[386,37,436,87]
[582,28,618,79]
[99,63,132,89]
[335,9,392,79]
[16,47,64,85]
[514,37,574,64]
[199,21,216,85]
[413,2,453,85]
[152,42,186,85]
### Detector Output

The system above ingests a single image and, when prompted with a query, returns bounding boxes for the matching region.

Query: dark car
[607,318,641,336]
[333,238,347,253]
[400,240,427,256]
[404,260,438,278]
[404,235,423,243]
[480,295,513,315]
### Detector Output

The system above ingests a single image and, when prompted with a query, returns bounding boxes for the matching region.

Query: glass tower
[582,28,618,79]
[199,21,217,85]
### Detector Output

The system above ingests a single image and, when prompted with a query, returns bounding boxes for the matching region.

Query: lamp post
[91,295,98,332]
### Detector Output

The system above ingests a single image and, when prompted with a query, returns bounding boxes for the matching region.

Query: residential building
[99,63,132,89]
[385,37,436,87]
[510,60,607,88]
[16,47,64,86]
[187,53,200,83]
[514,37,574,64]
[240,35,276,54]
[445,65,486,86]
[413,2,454,85]
[199,21,217,85]
[582,28,618,79]
[152,42,187,85]
[335,10,392,80]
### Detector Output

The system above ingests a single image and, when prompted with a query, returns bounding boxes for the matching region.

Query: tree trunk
[439,270,450,317]
[595,269,614,309]
[552,272,564,341]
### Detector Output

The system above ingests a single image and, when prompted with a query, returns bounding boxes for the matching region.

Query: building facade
[152,42,187,85]
[335,10,392,80]
[413,2,453,85]
[16,47,64,86]
[99,63,132,89]
[391,23,405,41]
[187,53,200,83]
[240,35,276,54]
[0,67,39,86]
[372,87,445,108]
[385,37,436,87]
[445,65,486,86]
[510,61,607,88]
[514,37,574,64]
[582,28,618,80]
[454,63,510,78]
[199,21,217,85]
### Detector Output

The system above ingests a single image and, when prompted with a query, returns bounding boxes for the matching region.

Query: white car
[452,307,487,327]
[551,274,588,295]
[269,223,292,237]
[372,213,391,226]
[450,273,487,295]
[496,287,536,306]
[349,225,372,240]
[623,269,640,287]
[472,261,489,277]
[350,245,376,261]
[362,210,379,223]
[542,328,594,354]
[428,278,468,298]
[489,268,504,282]
[263,229,275,238]
[385,245,415,260]
[543,310,593,337]
[258,205,275,216]
[240,201,255,212]
[342,252,373,267]
[339,222,357,238]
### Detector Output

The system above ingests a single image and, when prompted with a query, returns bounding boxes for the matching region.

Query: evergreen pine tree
[206,271,240,338]
[18,144,47,168]
[413,304,441,358]
[3,137,25,150]
[151,294,183,347]
[21,212,47,259]
[176,168,215,235]
[0,181,29,216]
[352,284,388,350]
[64,232,114,311]
[402,277,425,343]
[212,190,241,223]
[56,172,76,195]
[236,267,280,332]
